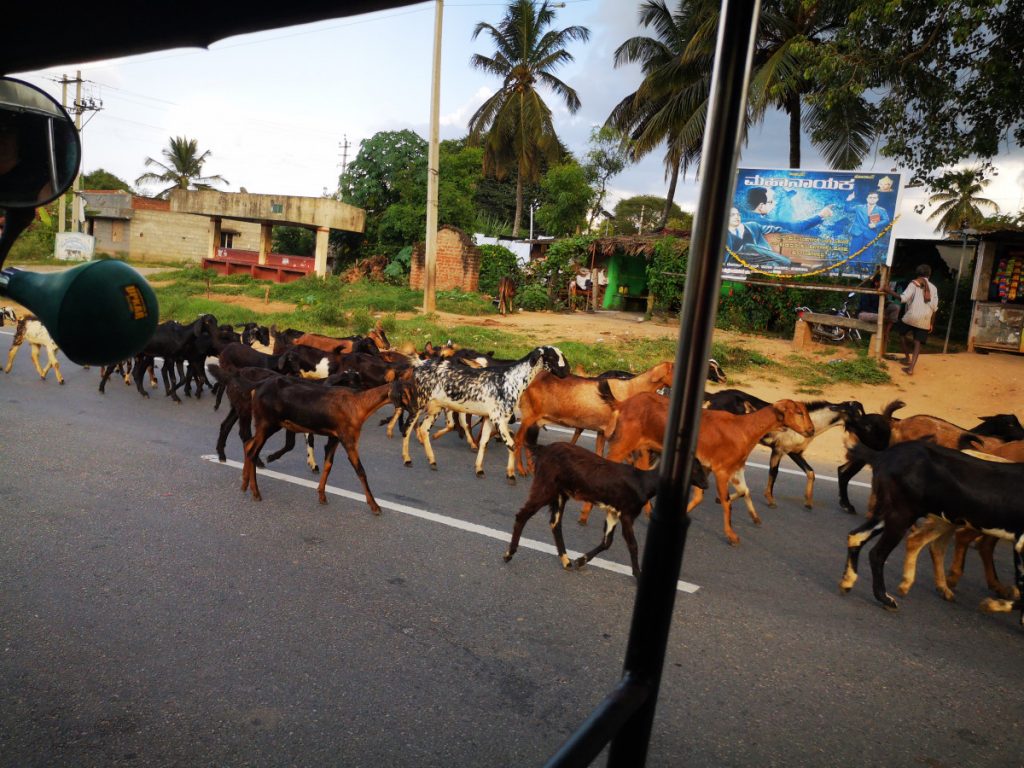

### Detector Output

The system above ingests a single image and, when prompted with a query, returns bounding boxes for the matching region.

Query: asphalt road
[1,348,1022,768]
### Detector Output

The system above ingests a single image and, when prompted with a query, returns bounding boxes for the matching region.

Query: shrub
[716,281,849,334]
[477,243,520,295]
[517,284,550,311]
[646,236,689,311]
[383,246,413,285]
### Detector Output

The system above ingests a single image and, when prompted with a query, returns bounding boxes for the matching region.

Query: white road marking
[202,455,701,594]
[545,425,873,489]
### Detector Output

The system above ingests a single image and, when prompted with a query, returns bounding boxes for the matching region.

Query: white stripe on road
[545,425,873,489]
[202,455,701,594]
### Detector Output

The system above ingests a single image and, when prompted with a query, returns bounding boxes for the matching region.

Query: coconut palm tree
[606,0,713,230]
[608,0,875,229]
[468,0,590,237]
[926,166,1000,235]
[135,136,229,198]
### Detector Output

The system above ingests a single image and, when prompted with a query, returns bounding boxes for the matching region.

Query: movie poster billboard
[724,168,902,281]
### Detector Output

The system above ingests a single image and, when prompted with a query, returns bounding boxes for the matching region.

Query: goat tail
[957,431,984,451]
[597,378,619,407]
[882,399,905,419]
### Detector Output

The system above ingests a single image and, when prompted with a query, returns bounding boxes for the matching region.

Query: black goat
[133,314,218,402]
[967,413,1024,442]
[503,442,708,578]
[839,440,1024,624]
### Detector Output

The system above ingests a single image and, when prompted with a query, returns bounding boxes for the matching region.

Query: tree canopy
[81,168,133,192]
[926,165,1000,235]
[613,194,685,235]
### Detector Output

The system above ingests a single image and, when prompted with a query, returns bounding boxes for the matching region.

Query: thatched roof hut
[587,231,691,261]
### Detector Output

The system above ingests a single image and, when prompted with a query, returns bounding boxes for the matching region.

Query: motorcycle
[796,292,862,344]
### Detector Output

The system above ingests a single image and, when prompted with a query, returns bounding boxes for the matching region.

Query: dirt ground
[414,307,1023,467]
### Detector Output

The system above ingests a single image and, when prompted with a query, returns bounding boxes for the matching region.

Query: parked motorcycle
[796,293,862,344]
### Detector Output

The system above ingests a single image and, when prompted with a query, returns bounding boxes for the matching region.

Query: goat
[560,359,726,454]
[967,414,1024,442]
[503,442,708,577]
[242,377,397,509]
[1,309,64,384]
[838,401,1017,515]
[133,314,218,403]
[839,440,1024,624]
[512,360,676,477]
[497,276,516,315]
[705,388,865,509]
[599,388,814,545]
[400,346,570,482]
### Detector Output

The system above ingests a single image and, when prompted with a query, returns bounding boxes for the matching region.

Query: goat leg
[840,518,884,594]
[341,434,381,514]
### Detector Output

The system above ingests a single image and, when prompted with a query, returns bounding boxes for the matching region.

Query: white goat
[1,308,64,384]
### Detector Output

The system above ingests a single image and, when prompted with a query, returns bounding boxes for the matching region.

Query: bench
[793,312,882,356]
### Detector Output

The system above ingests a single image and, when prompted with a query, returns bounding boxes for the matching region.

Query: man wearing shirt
[889,264,938,376]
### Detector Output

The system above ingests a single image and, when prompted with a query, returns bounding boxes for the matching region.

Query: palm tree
[607,0,714,230]
[608,0,874,229]
[926,166,1000,235]
[135,136,229,198]
[468,0,590,237]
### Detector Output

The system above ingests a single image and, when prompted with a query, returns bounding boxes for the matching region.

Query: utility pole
[423,0,443,313]
[58,76,69,233]
[58,72,102,234]
[338,134,351,177]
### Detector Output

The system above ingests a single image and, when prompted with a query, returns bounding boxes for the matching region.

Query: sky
[14,0,1024,240]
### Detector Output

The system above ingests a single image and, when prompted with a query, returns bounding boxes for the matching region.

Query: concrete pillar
[258,222,272,265]
[314,227,330,277]
[208,216,222,261]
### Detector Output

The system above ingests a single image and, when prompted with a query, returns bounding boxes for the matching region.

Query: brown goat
[599,392,814,546]
[512,360,675,476]
[503,442,708,577]
[242,378,395,509]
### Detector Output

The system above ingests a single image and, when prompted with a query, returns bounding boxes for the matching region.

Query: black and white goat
[400,345,570,482]
[704,388,864,509]
[1,308,64,384]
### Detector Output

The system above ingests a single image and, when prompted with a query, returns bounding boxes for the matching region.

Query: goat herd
[3,307,1023,628]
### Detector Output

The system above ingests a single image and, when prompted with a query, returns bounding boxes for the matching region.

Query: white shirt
[900,279,938,330]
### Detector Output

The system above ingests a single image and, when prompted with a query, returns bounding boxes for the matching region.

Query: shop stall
[968,233,1024,353]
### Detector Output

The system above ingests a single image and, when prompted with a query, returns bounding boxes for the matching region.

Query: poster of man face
[723,168,902,281]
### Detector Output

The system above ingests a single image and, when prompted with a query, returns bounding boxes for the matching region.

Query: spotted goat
[400,345,570,482]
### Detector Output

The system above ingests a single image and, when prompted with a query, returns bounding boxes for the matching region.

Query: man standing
[889,264,938,376]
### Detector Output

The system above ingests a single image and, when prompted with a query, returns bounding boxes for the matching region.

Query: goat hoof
[404,460,412,467]
[506,475,516,486]
[430,463,438,471]
[803,502,813,510]
[766,501,777,509]
[880,594,898,611]
[370,506,382,516]
[476,470,485,478]
[839,503,857,515]
[503,552,513,563]
[573,557,587,570]
[727,537,740,547]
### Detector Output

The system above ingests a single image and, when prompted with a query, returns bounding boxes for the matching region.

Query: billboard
[724,168,902,281]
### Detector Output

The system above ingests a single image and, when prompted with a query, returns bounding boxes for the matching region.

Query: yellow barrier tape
[725,215,900,279]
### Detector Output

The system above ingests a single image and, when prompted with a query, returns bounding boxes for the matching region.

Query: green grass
[144,268,894,387]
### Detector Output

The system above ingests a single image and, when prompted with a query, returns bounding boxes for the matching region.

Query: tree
[583,126,631,230]
[608,0,873,229]
[338,130,427,245]
[613,194,684,235]
[925,166,1000,235]
[535,162,593,237]
[810,0,1024,182]
[607,0,711,230]
[135,136,228,198]
[468,0,590,237]
[81,168,133,192]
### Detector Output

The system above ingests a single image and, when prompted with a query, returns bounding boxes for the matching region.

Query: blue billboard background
[724,168,902,281]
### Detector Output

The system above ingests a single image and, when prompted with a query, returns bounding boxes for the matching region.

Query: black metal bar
[541,675,650,768]
[542,1,762,766]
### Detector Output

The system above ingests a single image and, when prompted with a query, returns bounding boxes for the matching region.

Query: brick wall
[409,226,481,292]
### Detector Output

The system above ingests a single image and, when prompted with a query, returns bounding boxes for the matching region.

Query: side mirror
[0,78,81,209]
[0,77,158,366]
